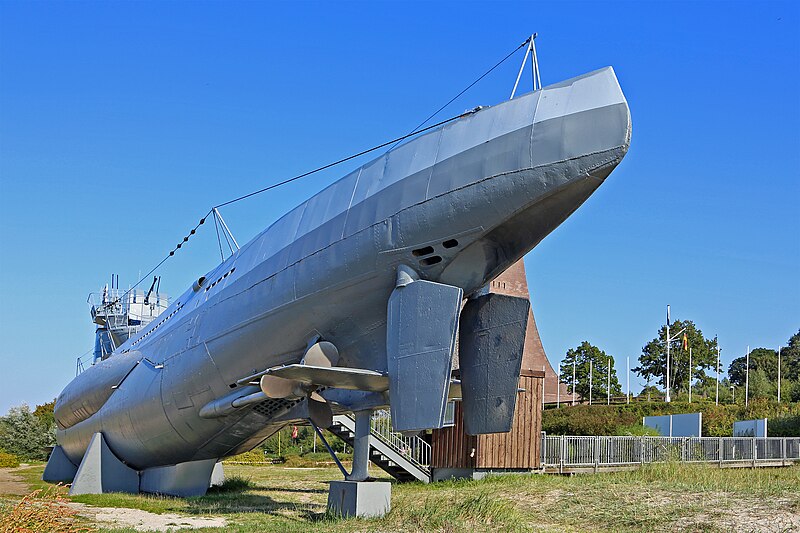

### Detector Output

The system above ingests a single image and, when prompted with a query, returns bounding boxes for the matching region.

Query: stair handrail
[362,410,431,471]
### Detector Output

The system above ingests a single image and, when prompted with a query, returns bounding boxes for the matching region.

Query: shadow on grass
[252,485,327,495]
[183,492,306,516]
[181,474,327,516]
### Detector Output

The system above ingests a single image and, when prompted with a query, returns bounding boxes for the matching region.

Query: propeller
[258,341,339,428]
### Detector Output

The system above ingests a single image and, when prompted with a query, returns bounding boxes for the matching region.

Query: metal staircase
[329,412,431,483]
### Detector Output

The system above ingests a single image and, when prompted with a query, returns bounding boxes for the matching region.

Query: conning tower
[88,275,169,362]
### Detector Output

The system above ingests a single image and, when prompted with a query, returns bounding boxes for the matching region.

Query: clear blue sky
[1,1,798,413]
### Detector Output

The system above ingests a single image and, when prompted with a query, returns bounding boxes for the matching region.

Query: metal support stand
[325,409,392,518]
[309,418,349,478]
[348,410,372,481]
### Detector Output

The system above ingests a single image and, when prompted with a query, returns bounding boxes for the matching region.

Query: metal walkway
[329,413,431,483]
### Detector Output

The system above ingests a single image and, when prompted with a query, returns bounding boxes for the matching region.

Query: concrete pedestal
[327,480,391,518]
[42,446,78,483]
[140,458,218,496]
[69,433,139,496]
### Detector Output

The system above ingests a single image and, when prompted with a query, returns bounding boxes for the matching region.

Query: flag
[666,305,671,327]
[682,333,688,351]
[291,426,298,439]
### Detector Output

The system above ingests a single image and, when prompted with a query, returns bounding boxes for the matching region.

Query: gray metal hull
[55,67,631,469]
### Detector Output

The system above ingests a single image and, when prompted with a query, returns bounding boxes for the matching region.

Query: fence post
[718,437,723,468]
[782,438,787,467]
[594,436,600,473]
[752,436,757,467]
[559,435,565,474]
[640,437,645,466]
[541,432,546,468]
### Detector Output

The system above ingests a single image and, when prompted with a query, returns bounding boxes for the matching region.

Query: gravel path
[67,502,228,531]
[0,467,29,496]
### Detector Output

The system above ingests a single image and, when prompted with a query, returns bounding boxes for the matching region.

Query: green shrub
[768,415,800,437]
[224,449,268,464]
[0,450,20,467]
[543,399,800,436]
[614,424,661,436]
[0,404,56,461]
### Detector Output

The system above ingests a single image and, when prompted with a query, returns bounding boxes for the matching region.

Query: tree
[559,341,622,401]
[33,399,56,427]
[728,348,778,387]
[781,329,800,381]
[638,384,663,401]
[0,404,56,461]
[635,319,718,397]
[747,368,775,400]
[727,331,800,400]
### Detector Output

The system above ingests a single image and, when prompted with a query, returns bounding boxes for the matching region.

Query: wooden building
[431,370,543,480]
[429,259,553,480]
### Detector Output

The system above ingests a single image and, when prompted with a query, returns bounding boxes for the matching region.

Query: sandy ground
[67,502,228,531]
[0,467,29,496]
[0,467,227,531]
[676,496,800,533]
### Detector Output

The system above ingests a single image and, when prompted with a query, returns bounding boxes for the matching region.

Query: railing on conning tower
[76,286,172,375]
[88,288,170,325]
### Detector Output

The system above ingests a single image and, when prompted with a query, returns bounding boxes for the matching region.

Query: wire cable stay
[106,36,535,306]
[389,36,532,151]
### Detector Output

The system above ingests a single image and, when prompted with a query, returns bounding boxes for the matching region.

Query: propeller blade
[307,392,333,429]
[259,374,301,399]
[302,341,340,368]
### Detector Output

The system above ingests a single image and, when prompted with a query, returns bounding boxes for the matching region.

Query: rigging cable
[212,210,225,262]
[388,36,532,151]
[104,37,533,307]
[213,112,467,210]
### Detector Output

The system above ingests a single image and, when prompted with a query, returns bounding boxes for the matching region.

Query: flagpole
[572,360,577,405]
[666,305,671,403]
[778,347,782,403]
[542,365,546,410]
[589,360,593,406]
[716,339,720,406]
[745,345,750,407]
[607,359,611,405]
[626,355,630,404]
[689,346,692,403]
[557,364,561,408]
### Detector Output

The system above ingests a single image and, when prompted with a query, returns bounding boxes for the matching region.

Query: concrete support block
[42,446,78,483]
[327,480,391,518]
[69,433,139,496]
[210,462,225,487]
[140,458,218,497]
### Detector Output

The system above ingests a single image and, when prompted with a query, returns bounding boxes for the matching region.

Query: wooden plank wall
[476,373,542,469]
[431,370,543,470]
[431,401,478,468]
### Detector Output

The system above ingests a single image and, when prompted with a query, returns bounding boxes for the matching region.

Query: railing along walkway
[541,435,800,473]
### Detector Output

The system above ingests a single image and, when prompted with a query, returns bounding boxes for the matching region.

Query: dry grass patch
[0,485,95,533]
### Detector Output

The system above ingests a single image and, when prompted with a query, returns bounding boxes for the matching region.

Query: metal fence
[542,435,800,472]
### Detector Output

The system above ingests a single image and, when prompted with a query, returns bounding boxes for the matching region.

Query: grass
[1,462,798,531]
